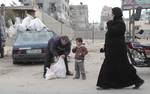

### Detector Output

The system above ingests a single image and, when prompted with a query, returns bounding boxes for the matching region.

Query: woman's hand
[100,48,105,53]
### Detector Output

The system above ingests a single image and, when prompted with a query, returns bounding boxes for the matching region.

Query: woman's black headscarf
[112,7,123,20]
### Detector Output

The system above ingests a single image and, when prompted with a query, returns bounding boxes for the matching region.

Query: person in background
[43,35,73,78]
[72,37,88,80]
[0,4,6,58]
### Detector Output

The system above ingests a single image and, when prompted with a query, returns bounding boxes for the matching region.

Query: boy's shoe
[73,77,80,79]
[82,74,86,80]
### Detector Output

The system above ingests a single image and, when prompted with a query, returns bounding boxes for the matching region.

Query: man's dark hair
[76,37,83,43]
[138,29,144,35]
[61,35,70,43]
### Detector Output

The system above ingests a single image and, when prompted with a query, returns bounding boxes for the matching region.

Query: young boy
[72,38,88,80]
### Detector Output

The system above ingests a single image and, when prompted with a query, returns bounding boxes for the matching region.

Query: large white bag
[45,68,56,80]
[27,18,47,31]
[45,57,66,80]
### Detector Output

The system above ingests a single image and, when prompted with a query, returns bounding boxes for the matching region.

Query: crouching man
[43,35,73,78]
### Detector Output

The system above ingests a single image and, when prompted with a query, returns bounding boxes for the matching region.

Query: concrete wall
[74,31,106,39]
[36,9,75,40]
[70,5,89,31]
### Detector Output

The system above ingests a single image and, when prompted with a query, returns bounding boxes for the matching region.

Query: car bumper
[13,53,47,63]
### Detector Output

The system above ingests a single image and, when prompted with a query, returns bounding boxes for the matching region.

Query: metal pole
[92,21,94,43]
[61,22,63,35]
[129,9,132,39]
[132,5,135,42]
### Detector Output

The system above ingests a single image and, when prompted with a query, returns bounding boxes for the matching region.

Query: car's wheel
[127,48,147,67]
[0,48,4,58]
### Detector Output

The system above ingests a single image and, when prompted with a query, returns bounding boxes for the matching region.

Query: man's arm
[48,38,58,56]
[64,41,71,56]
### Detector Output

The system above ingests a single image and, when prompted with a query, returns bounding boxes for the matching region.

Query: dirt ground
[0,39,150,94]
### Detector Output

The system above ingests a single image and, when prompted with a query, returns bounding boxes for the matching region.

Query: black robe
[96,20,143,89]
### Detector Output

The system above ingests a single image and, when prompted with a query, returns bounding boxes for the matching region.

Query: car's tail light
[42,48,48,53]
[13,49,26,54]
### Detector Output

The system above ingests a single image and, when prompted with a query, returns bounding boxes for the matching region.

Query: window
[49,3,56,13]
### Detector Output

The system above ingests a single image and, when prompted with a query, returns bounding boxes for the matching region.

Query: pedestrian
[43,35,73,78]
[72,38,88,80]
[0,4,6,58]
[0,29,4,58]
[96,7,144,89]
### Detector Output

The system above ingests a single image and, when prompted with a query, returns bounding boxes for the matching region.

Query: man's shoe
[66,72,73,76]
[43,74,46,79]
[133,80,144,89]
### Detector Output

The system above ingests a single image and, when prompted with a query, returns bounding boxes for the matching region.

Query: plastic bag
[27,18,47,31]
[21,14,34,29]
[45,57,66,80]
[45,68,56,80]
[53,57,66,78]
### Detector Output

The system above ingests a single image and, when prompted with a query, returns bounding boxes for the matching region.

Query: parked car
[12,31,56,64]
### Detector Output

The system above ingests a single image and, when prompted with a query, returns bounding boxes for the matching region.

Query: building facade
[19,0,70,24]
[69,4,89,31]
[100,6,112,31]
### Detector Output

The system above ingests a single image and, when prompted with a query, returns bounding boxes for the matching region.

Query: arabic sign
[122,0,150,10]
[122,0,135,6]
[136,0,150,5]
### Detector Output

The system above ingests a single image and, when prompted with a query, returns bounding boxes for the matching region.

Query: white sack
[27,18,47,31]
[45,57,66,80]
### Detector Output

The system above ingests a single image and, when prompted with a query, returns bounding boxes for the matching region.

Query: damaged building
[19,0,70,24]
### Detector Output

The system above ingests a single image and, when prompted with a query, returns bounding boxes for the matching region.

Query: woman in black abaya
[96,7,144,89]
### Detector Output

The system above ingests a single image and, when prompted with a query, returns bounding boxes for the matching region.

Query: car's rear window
[15,32,54,45]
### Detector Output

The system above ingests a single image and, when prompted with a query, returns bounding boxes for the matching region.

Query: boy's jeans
[74,59,86,79]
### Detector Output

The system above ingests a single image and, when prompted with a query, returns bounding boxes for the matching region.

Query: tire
[1,47,4,58]
[0,47,4,58]
[127,48,147,67]
[127,48,136,65]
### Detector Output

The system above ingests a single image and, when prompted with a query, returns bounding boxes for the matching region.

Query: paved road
[0,40,150,94]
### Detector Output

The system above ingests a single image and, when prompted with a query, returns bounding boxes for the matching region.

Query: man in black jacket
[43,35,73,78]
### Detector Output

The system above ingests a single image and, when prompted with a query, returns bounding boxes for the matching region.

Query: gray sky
[69,0,121,22]
[0,0,122,22]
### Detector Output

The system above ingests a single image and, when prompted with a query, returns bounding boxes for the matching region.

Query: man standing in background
[0,4,6,58]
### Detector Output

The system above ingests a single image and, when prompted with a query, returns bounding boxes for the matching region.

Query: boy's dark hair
[27,9,36,15]
[76,37,83,43]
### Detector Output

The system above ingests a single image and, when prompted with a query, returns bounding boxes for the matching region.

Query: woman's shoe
[96,86,111,90]
[133,80,144,89]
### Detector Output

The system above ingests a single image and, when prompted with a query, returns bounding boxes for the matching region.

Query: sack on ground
[45,68,56,80]
[45,57,66,80]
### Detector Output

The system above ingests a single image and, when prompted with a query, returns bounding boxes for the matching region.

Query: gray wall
[74,31,106,39]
